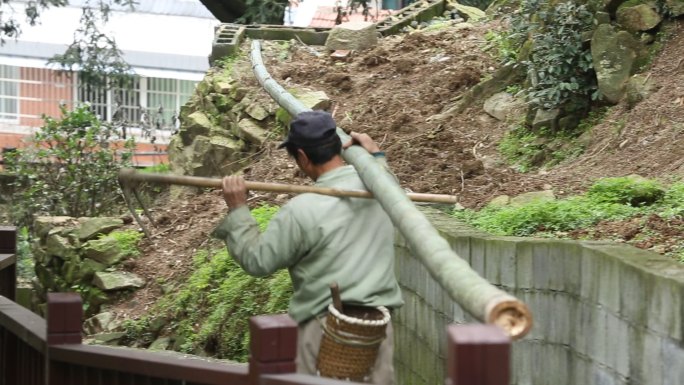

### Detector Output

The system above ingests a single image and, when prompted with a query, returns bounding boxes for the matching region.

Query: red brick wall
[19,67,73,127]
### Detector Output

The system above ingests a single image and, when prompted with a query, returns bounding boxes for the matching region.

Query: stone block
[210,24,245,64]
[325,21,378,51]
[236,119,269,145]
[83,236,125,266]
[77,217,124,241]
[45,233,75,260]
[92,271,145,291]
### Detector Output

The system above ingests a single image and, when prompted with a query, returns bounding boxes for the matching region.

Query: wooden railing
[0,226,511,384]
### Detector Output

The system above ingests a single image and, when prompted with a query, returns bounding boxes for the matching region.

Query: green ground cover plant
[124,204,291,361]
[108,229,144,259]
[452,177,683,238]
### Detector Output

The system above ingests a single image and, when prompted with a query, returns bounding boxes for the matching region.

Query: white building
[0,0,219,141]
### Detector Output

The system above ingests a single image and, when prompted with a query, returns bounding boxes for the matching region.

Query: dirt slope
[109,19,684,321]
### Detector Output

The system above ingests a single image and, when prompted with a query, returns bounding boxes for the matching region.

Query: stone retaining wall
[393,207,684,385]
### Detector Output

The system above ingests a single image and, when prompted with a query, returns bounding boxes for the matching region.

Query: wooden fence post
[0,226,17,301]
[248,314,298,385]
[46,293,83,385]
[446,324,510,385]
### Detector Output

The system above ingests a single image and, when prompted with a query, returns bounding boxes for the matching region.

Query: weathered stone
[45,234,75,260]
[591,24,637,104]
[149,316,169,333]
[83,236,125,266]
[510,190,556,207]
[213,94,236,113]
[489,195,511,207]
[325,21,378,51]
[84,312,115,335]
[149,337,172,351]
[558,115,581,131]
[245,103,270,121]
[77,217,124,241]
[231,87,248,102]
[80,259,106,280]
[213,75,235,94]
[667,0,684,16]
[35,264,56,291]
[616,3,662,31]
[186,135,246,177]
[32,244,50,265]
[237,119,269,145]
[532,108,560,131]
[276,89,331,128]
[180,111,215,145]
[34,216,75,239]
[483,92,523,121]
[62,255,82,284]
[595,11,611,24]
[92,332,126,345]
[448,3,486,21]
[92,271,145,291]
[625,73,656,109]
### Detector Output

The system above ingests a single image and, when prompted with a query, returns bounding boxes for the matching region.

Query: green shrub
[587,176,665,206]
[6,105,135,228]
[497,0,597,115]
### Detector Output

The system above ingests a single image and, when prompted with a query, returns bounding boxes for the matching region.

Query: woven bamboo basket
[317,304,391,382]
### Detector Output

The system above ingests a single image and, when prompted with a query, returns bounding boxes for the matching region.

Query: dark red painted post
[248,314,298,385]
[47,292,83,385]
[447,324,511,385]
[0,226,17,301]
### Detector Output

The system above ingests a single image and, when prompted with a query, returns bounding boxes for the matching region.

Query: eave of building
[2,2,219,80]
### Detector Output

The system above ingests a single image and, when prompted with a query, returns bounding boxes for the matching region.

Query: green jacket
[212,163,404,323]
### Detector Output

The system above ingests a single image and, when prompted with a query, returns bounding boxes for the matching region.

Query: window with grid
[147,78,196,128]
[0,65,19,122]
[77,78,141,123]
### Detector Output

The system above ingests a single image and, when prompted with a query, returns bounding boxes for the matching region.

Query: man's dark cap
[278,110,338,149]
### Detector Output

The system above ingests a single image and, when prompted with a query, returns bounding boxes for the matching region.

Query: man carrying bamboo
[212,110,403,384]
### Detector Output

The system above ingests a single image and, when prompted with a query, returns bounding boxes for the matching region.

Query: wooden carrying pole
[118,168,460,204]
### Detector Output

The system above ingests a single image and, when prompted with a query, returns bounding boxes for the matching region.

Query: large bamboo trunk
[250,40,532,339]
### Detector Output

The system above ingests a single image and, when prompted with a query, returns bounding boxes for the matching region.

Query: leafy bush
[587,176,665,206]
[125,205,292,360]
[496,0,597,113]
[6,105,134,227]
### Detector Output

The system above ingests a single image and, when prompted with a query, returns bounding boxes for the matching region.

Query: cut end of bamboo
[485,298,533,340]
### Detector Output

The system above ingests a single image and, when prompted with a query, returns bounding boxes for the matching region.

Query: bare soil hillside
[109,19,684,321]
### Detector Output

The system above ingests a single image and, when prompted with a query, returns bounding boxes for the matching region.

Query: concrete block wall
[393,208,684,385]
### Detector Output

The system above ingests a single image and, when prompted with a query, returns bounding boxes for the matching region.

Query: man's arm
[214,176,303,276]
